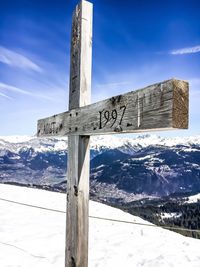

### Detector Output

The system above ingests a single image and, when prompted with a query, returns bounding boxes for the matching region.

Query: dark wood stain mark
[71,257,76,267]
[74,185,78,197]
[114,126,123,132]
[111,95,121,105]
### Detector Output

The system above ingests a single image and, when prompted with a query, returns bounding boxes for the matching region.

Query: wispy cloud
[170,45,200,55]
[0,82,54,101]
[0,46,42,72]
[0,92,12,100]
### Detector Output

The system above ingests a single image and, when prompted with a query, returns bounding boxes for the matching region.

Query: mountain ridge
[0,134,200,202]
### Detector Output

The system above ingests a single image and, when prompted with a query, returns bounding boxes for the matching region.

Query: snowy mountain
[0,134,200,201]
[0,184,200,267]
[1,133,200,151]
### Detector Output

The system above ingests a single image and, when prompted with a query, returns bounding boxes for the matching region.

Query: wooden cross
[37,1,189,266]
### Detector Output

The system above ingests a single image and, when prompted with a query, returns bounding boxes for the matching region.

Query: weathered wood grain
[66,135,90,267]
[69,0,92,109]
[172,79,189,129]
[65,1,93,267]
[37,79,189,137]
[36,0,190,266]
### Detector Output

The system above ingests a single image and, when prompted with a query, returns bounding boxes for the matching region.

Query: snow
[161,212,182,219]
[132,155,153,161]
[0,184,200,267]
[0,135,32,143]
[81,134,200,150]
[0,134,200,154]
[185,193,200,203]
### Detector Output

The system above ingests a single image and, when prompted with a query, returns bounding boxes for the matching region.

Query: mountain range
[0,134,200,203]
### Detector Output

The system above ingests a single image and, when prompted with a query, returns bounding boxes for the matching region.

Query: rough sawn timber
[37,79,189,137]
[65,1,92,267]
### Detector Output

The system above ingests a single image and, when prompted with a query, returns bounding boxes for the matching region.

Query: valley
[0,134,200,238]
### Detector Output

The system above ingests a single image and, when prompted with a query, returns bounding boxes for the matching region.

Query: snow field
[0,184,200,267]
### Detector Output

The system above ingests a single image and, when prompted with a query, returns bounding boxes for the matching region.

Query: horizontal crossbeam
[37,79,189,137]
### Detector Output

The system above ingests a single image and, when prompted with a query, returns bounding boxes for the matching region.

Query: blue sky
[0,0,200,137]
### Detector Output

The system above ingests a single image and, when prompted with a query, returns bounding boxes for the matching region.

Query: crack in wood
[71,257,76,267]
[74,185,78,197]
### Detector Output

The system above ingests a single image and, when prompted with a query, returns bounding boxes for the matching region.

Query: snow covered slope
[0,184,200,267]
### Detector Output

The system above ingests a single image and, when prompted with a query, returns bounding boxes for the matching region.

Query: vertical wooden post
[65,1,93,267]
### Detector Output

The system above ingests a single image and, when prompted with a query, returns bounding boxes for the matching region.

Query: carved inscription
[37,80,189,137]
[42,122,62,135]
[99,105,126,129]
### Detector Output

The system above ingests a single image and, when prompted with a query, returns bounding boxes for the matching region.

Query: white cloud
[0,92,12,100]
[170,45,200,55]
[0,82,54,101]
[0,46,42,72]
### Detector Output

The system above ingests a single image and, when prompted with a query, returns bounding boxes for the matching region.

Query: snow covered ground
[0,184,200,267]
[185,193,200,203]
